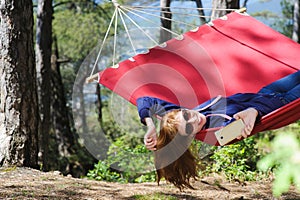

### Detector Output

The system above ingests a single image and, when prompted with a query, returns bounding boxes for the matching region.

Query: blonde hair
[154,110,201,190]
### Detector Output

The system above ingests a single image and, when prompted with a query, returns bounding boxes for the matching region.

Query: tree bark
[36,0,53,171]
[96,83,103,126]
[50,36,75,174]
[242,0,248,8]
[160,0,172,43]
[0,0,39,167]
[292,0,300,43]
[211,0,240,20]
[194,0,207,25]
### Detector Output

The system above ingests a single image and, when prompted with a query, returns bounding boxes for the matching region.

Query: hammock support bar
[86,73,99,83]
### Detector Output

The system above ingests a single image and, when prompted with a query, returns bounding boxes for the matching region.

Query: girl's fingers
[145,137,157,151]
[240,125,253,139]
[146,143,156,151]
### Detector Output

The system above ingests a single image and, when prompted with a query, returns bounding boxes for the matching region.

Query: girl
[136,70,300,190]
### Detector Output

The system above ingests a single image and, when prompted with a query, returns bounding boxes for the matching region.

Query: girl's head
[174,109,207,136]
[154,109,204,190]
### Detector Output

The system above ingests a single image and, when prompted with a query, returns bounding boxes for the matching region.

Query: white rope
[90,7,118,77]
[89,1,240,79]
[120,6,181,38]
[118,8,161,46]
[128,5,237,12]
[127,6,211,20]
[123,5,197,29]
[118,7,137,56]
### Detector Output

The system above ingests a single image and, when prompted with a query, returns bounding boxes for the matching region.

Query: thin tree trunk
[50,36,74,174]
[78,83,88,134]
[292,0,300,43]
[36,0,53,171]
[0,0,39,167]
[160,0,172,43]
[194,0,207,25]
[242,0,248,8]
[96,84,103,126]
[211,0,240,20]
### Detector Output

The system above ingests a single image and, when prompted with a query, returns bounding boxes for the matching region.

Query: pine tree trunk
[195,0,207,25]
[50,36,74,174]
[0,0,39,167]
[211,0,240,20]
[292,0,300,43]
[36,0,53,171]
[160,0,172,43]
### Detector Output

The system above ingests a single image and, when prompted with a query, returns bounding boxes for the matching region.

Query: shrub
[87,137,156,183]
[207,137,261,181]
[257,132,300,197]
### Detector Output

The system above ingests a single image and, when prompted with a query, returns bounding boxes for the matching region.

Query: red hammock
[97,11,300,146]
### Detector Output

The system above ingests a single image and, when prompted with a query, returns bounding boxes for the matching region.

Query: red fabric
[98,12,300,145]
[195,98,300,145]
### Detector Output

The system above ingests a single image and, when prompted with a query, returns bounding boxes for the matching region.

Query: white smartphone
[214,119,245,146]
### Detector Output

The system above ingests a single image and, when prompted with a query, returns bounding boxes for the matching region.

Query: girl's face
[175,109,206,136]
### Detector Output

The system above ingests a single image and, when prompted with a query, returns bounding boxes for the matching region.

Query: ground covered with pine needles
[0,167,299,200]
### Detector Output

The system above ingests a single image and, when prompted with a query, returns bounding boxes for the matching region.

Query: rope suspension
[87,0,241,83]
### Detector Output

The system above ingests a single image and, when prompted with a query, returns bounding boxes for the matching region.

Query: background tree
[31,0,114,176]
[46,0,114,176]
[0,0,39,167]
[293,0,300,42]
[194,0,206,25]
[160,0,172,43]
[211,0,240,19]
[36,0,53,171]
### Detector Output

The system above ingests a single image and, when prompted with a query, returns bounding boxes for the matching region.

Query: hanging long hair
[154,110,201,190]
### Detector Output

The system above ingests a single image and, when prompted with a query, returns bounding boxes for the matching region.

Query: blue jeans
[258,70,300,104]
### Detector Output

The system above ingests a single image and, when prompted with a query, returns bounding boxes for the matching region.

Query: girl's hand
[144,118,157,151]
[233,108,258,139]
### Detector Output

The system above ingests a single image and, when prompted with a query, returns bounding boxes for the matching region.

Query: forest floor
[0,167,299,200]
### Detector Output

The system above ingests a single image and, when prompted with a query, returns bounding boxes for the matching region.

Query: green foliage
[52,1,115,102]
[87,160,123,182]
[53,9,109,62]
[257,132,300,197]
[272,0,293,37]
[207,137,261,181]
[87,136,156,183]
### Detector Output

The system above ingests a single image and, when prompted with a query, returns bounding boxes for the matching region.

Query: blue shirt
[136,93,285,128]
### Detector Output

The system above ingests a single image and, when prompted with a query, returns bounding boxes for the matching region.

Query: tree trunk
[242,0,249,8]
[50,36,75,174]
[160,0,172,43]
[211,0,240,20]
[194,0,207,25]
[292,0,300,43]
[36,0,53,171]
[96,84,103,126]
[0,0,39,167]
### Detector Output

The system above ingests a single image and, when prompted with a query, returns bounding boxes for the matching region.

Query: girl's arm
[136,96,181,150]
[136,96,181,125]
[144,117,157,151]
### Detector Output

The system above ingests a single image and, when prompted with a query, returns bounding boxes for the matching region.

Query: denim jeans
[258,70,300,104]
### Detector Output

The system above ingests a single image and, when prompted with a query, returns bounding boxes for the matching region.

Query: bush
[87,137,156,183]
[87,160,123,182]
[257,132,300,197]
[207,137,261,181]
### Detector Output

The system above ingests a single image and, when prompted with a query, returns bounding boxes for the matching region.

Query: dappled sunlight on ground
[0,167,299,200]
